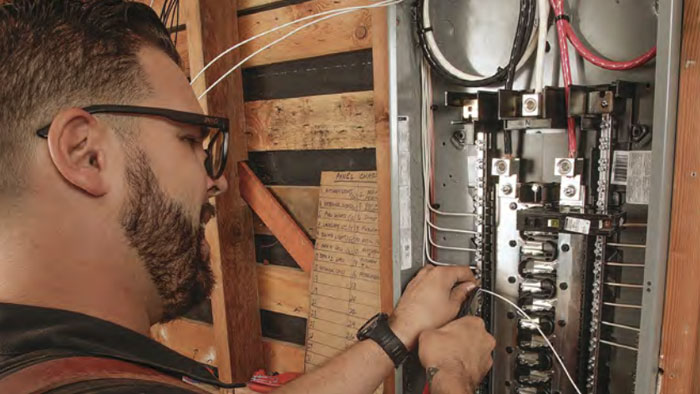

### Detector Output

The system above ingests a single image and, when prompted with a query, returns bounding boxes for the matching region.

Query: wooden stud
[151,319,217,366]
[239,162,315,272]
[262,338,306,373]
[659,0,700,391]
[253,186,320,238]
[238,0,280,11]
[257,264,310,318]
[238,0,373,68]
[194,0,264,383]
[245,92,376,152]
[371,6,395,394]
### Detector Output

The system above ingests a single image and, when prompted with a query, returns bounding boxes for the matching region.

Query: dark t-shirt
[0,302,236,393]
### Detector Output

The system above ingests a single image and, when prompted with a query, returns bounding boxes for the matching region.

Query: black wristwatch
[356,313,409,368]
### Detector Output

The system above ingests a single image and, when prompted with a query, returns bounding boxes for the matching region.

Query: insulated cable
[550,0,577,158]
[193,0,401,99]
[533,0,550,92]
[549,0,656,71]
[416,0,538,87]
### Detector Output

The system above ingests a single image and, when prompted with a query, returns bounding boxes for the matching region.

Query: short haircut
[0,0,181,197]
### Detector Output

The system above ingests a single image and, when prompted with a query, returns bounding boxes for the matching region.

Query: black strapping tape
[554,14,570,22]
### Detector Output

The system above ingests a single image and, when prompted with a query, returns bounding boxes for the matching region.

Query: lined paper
[304,171,382,373]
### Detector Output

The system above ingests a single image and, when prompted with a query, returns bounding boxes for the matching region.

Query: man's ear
[46,108,110,197]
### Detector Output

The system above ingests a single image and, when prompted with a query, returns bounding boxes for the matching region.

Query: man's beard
[119,149,214,322]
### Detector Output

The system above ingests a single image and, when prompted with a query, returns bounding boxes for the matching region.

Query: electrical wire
[478,288,583,394]
[193,0,401,99]
[550,0,577,158]
[549,0,656,70]
[416,0,538,87]
[533,0,550,92]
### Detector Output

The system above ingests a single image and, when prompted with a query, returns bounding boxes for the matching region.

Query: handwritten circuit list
[304,171,381,372]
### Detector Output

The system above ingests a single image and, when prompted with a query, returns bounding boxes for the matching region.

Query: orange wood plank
[659,0,700,391]
[239,162,315,272]
[196,0,264,383]
[371,7,395,394]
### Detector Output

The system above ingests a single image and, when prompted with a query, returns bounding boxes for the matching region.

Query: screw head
[509,202,518,210]
[558,159,572,174]
[524,98,537,112]
[495,160,507,175]
[509,240,517,248]
[564,185,577,198]
[501,184,513,195]
[561,244,570,252]
[559,282,569,290]
[601,99,609,108]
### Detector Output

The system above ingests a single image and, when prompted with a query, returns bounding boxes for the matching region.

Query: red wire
[563,23,657,70]
[551,0,577,157]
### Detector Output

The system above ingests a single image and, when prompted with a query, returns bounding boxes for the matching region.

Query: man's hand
[389,265,477,349]
[418,317,495,394]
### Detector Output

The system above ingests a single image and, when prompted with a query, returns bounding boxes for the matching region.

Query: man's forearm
[274,339,393,394]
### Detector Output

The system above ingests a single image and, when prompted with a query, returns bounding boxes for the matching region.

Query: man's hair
[0,0,180,197]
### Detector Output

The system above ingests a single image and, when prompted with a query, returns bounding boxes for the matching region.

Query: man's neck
[0,224,160,336]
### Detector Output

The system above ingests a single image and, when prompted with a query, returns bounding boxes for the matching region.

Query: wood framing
[245,92,376,152]
[239,162,315,272]
[659,0,700,391]
[237,0,374,68]
[196,0,264,383]
[371,6,395,394]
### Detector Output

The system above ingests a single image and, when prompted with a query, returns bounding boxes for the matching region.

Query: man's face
[117,47,227,322]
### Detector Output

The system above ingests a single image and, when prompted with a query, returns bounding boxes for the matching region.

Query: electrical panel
[388,1,675,393]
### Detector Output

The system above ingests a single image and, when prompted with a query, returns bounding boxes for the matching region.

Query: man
[0,1,495,393]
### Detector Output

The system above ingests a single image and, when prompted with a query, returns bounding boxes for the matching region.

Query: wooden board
[258,264,310,318]
[242,49,374,102]
[239,162,315,272]
[304,171,381,372]
[262,338,306,373]
[245,92,375,152]
[239,0,311,15]
[370,7,395,394]
[247,149,377,186]
[195,0,264,383]
[151,319,217,366]
[253,186,320,238]
[238,0,373,68]
[659,0,700,391]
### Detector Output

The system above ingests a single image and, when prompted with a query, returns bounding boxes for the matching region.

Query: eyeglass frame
[36,104,230,180]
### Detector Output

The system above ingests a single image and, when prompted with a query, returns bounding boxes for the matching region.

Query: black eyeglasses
[36,105,230,180]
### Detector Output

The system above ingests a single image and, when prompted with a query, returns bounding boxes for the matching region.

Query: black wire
[505,0,536,89]
[415,0,536,88]
[503,130,513,155]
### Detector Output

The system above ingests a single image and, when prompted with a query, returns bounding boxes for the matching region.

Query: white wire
[196,0,402,100]
[428,230,477,252]
[478,288,583,394]
[427,219,478,235]
[421,0,540,82]
[534,0,550,92]
[428,204,477,217]
[190,0,398,87]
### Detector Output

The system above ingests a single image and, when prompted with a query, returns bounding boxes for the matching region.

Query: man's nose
[207,174,229,197]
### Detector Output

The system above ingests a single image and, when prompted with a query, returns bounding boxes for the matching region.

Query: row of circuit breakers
[431,83,651,394]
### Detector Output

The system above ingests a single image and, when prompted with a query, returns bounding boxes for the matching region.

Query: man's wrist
[426,367,476,394]
[388,314,419,350]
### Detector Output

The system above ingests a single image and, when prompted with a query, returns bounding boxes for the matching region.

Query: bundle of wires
[549,0,657,157]
[415,0,538,88]
[160,0,181,46]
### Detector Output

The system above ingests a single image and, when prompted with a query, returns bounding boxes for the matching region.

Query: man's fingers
[450,281,477,304]
[438,265,476,286]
